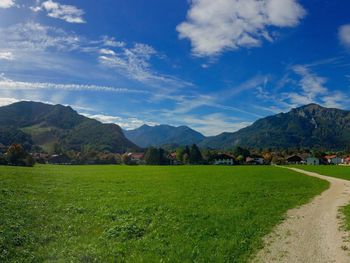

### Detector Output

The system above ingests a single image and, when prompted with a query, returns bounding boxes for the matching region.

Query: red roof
[325,155,337,159]
[129,153,144,159]
[168,152,177,159]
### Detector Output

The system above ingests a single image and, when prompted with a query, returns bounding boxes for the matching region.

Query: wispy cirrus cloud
[0,0,15,9]
[0,74,147,94]
[31,0,86,23]
[0,22,82,53]
[286,65,348,108]
[177,0,306,56]
[256,64,350,110]
[98,44,192,87]
[339,24,350,49]
[99,36,126,48]
[0,22,190,88]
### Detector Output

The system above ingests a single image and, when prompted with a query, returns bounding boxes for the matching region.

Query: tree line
[0,144,35,167]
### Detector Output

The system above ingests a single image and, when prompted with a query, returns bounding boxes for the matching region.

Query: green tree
[6,144,34,166]
[52,142,63,155]
[189,144,203,164]
[233,146,250,159]
[182,153,189,164]
[24,155,35,167]
[236,155,245,164]
[271,156,286,165]
[145,147,168,165]
[176,147,185,163]
[122,153,132,165]
[145,147,160,165]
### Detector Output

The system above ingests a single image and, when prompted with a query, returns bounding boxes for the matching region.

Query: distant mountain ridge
[0,101,349,152]
[124,124,205,147]
[199,104,350,151]
[0,101,138,153]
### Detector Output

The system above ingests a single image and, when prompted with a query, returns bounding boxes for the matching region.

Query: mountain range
[124,124,205,148]
[0,101,138,153]
[199,104,350,150]
[0,101,349,152]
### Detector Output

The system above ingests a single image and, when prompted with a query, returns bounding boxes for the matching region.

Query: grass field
[291,165,350,233]
[0,165,328,262]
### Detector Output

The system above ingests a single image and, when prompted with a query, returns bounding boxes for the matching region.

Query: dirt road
[253,167,350,263]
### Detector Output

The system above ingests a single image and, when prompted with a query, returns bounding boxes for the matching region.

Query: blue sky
[0,0,349,135]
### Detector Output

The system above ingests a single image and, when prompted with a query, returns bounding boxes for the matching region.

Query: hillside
[124,124,205,147]
[0,101,138,153]
[200,104,350,150]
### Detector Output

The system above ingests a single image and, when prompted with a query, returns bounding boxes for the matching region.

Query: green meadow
[0,165,328,262]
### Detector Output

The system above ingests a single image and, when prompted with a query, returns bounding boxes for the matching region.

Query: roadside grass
[290,165,350,233]
[0,165,328,262]
[290,165,350,181]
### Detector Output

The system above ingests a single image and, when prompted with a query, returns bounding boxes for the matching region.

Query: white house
[342,157,350,165]
[213,154,235,165]
[325,155,342,165]
[246,156,264,165]
[306,157,320,165]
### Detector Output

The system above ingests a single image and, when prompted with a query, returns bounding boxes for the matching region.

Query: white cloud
[0,22,81,52]
[181,113,251,136]
[0,75,147,94]
[321,91,347,109]
[0,0,14,8]
[0,51,14,60]
[99,48,116,56]
[0,22,190,88]
[292,65,328,100]
[258,65,349,110]
[82,113,158,130]
[98,43,190,87]
[0,97,18,106]
[339,24,350,48]
[32,0,86,23]
[0,22,192,88]
[100,36,125,48]
[177,0,306,56]
[98,43,157,82]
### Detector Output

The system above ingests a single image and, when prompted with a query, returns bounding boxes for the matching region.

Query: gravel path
[253,167,350,263]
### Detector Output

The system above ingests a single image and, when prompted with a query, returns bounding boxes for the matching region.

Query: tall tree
[145,147,169,165]
[189,144,203,164]
[145,147,159,165]
[176,147,185,163]
[233,146,250,158]
[6,144,34,166]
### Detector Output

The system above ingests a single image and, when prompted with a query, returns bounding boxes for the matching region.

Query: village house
[325,155,342,165]
[128,153,145,165]
[32,153,50,164]
[306,157,320,165]
[48,154,71,165]
[167,152,180,165]
[246,155,264,165]
[213,153,235,165]
[286,155,304,164]
[342,157,350,165]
